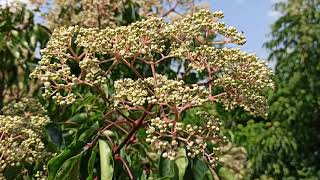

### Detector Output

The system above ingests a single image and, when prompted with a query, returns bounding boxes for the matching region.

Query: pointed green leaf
[99,140,114,180]
[47,141,85,180]
[192,158,213,180]
[159,154,178,179]
[86,144,99,180]
[54,154,82,180]
[175,148,188,180]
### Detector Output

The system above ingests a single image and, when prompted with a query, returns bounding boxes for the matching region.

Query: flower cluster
[0,99,52,179]
[1,98,47,116]
[113,74,208,108]
[46,0,122,28]
[31,9,274,172]
[30,10,271,116]
[146,111,227,167]
[176,45,275,116]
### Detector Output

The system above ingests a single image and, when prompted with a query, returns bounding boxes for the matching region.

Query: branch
[113,106,151,155]
[81,120,130,154]
[162,0,180,17]
[122,59,144,79]
[115,155,134,180]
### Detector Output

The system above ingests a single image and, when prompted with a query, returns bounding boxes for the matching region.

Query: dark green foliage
[0,5,50,108]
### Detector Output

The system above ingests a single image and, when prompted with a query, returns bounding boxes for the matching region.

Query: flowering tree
[29,9,274,179]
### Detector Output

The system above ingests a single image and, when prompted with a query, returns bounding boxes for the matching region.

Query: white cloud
[267,10,282,18]
[270,0,286,3]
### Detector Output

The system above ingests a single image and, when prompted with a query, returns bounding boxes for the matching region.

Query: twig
[94,85,135,124]
[162,1,180,17]
[81,120,130,154]
[103,60,118,76]
[115,155,134,180]
[105,119,129,134]
[113,106,152,155]
[156,55,174,64]
[122,59,144,79]
[150,63,157,86]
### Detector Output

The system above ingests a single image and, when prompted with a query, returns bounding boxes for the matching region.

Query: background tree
[0,3,50,109]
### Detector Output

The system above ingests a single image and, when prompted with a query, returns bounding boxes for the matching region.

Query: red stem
[113,111,149,155]
[115,155,134,180]
[81,120,130,154]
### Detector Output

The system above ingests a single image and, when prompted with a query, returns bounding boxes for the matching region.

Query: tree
[28,9,273,179]
[0,3,50,109]
[0,1,275,179]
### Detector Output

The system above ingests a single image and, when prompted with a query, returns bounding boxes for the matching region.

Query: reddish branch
[115,154,134,180]
[113,106,151,155]
[81,120,131,154]
[162,0,180,17]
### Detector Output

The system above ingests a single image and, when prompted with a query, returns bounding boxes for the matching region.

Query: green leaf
[30,34,37,48]
[86,144,98,180]
[54,154,82,180]
[159,154,178,179]
[192,158,213,180]
[11,30,19,37]
[79,122,99,141]
[67,113,88,124]
[218,167,235,180]
[47,141,85,180]
[175,148,188,180]
[99,140,114,180]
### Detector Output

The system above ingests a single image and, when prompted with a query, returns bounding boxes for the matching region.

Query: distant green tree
[0,3,50,109]
[265,0,320,178]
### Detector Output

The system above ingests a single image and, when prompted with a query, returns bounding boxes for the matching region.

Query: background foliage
[0,0,319,179]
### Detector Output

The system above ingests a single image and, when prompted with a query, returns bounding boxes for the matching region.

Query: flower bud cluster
[52,92,77,105]
[1,98,47,116]
[210,48,275,117]
[171,10,245,45]
[173,45,274,116]
[113,74,209,108]
[75,17,168,57]
[113,78,148,107]
[0,99,53,178]
[31,9,273,116]
[47,0,121,29]
[145,111,227,167]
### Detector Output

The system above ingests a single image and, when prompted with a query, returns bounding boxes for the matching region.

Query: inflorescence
[0,98,53,179]
[30,9,274,167]
[146,111,226,167]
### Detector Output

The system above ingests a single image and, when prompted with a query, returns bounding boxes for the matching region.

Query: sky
[207,0,281,65]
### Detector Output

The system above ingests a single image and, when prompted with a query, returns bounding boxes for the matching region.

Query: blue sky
[207,0,280,64]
